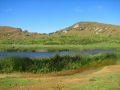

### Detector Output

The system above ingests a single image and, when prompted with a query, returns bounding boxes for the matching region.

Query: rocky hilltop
[53,22,120,36]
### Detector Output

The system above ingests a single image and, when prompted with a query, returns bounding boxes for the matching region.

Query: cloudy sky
[0,0,120,33]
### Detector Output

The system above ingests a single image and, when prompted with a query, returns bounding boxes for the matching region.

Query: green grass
[0,34,120,44]
[0,53,119,73]
[0,57,33,73]
[0,77,37,90]
[0,77,35,86]
[0,32,120,52]
[0,42,120,52]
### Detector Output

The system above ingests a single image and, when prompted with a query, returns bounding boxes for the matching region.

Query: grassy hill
[0,26,48,44]
[0,26,47,40]
[0,22,120,52]
[53,22,120,36]
[0,22,120,44]
[1,22,120,37]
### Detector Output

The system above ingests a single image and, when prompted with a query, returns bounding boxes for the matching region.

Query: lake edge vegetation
[0,52,120,74]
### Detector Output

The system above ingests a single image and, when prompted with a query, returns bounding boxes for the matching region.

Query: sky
[0,0,120,33]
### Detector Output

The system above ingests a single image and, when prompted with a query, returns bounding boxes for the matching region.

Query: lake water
[0,49,117,58]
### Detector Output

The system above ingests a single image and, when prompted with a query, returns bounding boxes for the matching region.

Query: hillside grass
[0,35,120,45]
[0,42,120,52]
[0,34,120,52]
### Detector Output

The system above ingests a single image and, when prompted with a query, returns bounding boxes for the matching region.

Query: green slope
[0,22,120,52]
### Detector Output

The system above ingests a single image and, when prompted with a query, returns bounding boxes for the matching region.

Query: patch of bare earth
[62,65,120,85]
[4,65,120,90]
[63,78,87,84]
[93,65,120,76]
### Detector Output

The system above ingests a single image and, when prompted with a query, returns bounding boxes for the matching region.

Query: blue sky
[0,0,120,33]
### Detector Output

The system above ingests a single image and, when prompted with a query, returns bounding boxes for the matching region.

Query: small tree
[16,28,23,32]
[24,30,28,32]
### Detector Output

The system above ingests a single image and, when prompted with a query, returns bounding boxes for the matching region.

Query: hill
[0,26,44,39]
[0,26,22,32]
[0,22,120,45]
[1,22,120,37]
[0,26,22,38]
[53,22,120,36]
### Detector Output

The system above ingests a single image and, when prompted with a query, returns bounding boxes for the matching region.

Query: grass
[0,77,37,90]
[0,33,120,52]
[0,57,33,73]
[0,42,120,52]
[0,65,120,90]
[0,77,35,86]
[0,53,119,73]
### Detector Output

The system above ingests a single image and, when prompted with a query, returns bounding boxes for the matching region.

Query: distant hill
[53,22,120,36]
[0,22,120,44]
[0,26,22,35]
[0,22,120,37]
[0,26,45,40]
[0,26,22,32]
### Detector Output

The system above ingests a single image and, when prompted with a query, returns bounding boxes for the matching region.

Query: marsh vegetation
[0,53,119,73]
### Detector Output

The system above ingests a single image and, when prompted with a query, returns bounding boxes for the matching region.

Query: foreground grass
[0,65,120,90]
[0,77,36,90]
